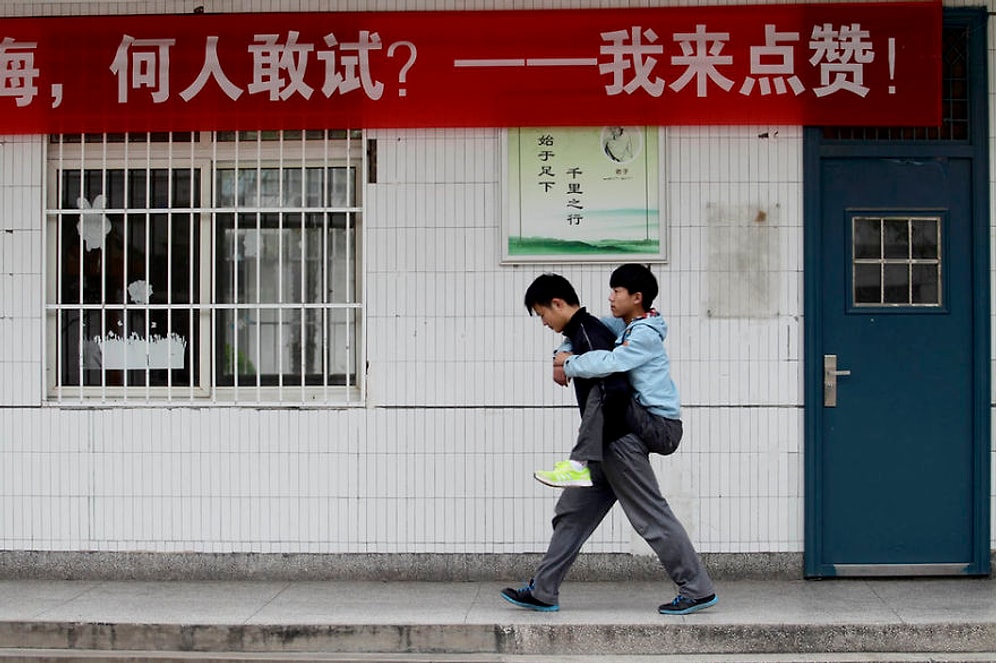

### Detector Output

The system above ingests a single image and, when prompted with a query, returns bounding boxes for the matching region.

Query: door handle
[823,354,852,407]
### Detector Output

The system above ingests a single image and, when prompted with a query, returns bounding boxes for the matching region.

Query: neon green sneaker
[534,460,592,488]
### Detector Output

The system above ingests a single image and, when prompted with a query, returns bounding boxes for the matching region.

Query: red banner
[0,2,941,133]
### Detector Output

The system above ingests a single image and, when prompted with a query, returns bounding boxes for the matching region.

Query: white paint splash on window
[76,194,112,251]
[93,331,187,370]
[127,279,153,304]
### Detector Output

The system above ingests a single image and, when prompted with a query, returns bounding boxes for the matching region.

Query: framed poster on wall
[502,126,665,264]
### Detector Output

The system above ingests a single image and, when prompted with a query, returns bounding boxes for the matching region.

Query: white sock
[569,460,586,471]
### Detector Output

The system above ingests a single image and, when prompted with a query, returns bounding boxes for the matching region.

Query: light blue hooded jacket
[562,312,681,420]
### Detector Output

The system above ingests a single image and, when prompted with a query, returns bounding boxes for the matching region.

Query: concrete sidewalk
[0,576,994,661]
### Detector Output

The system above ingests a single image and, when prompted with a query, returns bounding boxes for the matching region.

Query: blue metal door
[812,156,985,576]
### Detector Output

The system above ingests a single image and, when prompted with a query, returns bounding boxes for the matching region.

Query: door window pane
[852,215,942,307]
[912,264,940,304]
[853,218,881,259]
[911,219,939,259]
[883,219,909,259]
[854,263,881,304]
[883,263,910,303]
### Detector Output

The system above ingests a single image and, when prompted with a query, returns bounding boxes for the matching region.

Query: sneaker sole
[533,473,593,488]
[500,592,560,612]
[658,595,718,615]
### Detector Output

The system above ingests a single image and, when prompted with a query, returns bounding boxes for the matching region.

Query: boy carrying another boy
[503,266,716,616]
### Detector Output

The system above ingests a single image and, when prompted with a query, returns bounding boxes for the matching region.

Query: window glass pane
[218,307,338,386]
[62,169,123,210]
[215,208,354,385]
[328,217,354,303]
[60,203,126,305]
[282,213,315,304]
[127,171,149,208]
[329,167,355,207]
[883,263,910,303]
[911,219,939,259]
[327,308,357,385]
[854,263,881,304]
[217,214,354,305]
[303,309,325,379]
[258,307,293,378]
[215,169,272,207]
[58,168,183,210]
[883,219,909,259]
[161,213,198,305]
[219,213,330,305]
[214,129,361,142]
[121,215,146,305]
[257,169,282,206]
[216,167,354,208]
[60,170,200,304]
[61,308,196,387]
[60,309,99,384]
[912,264,940,304]
[215,170,236,207]
[217,309,259,385]
[281,169,304,207]
[853,218,881,259]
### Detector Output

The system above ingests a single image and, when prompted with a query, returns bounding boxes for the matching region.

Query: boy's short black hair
[524,273,580,314]
[609,263,658,308]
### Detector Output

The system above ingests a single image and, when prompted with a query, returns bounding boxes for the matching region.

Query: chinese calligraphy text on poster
[505,127,662,263]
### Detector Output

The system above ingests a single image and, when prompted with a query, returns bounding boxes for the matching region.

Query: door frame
[803,8,991,578]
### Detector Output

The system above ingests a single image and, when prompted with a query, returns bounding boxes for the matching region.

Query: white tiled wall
[0,135,44,407]
[0,0,991,557]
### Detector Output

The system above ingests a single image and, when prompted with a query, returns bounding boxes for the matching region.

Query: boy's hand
[552,351,573,386]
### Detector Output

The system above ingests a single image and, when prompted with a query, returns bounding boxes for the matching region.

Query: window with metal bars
[45,130,364,405]
[822,24,969,142]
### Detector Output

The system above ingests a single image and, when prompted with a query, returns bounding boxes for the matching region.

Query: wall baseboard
[0,551,806,581]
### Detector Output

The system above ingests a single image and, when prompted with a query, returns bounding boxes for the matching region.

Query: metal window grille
[822,26,969,142]
[45,130,365,406]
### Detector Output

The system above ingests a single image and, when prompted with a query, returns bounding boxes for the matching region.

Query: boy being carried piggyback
[535,263,684,486]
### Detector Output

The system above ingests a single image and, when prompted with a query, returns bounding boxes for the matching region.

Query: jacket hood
[629,311,667,340]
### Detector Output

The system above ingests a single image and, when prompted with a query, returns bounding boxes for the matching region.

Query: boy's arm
[552,339,573,386]
[600,316,627,336]
[562,324,659,379]
[552,317,623,355]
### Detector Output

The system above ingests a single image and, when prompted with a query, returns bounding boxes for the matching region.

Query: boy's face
[609,286,643,321]
[532,299,575,333]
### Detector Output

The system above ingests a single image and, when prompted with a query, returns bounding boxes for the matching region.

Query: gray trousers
[531,432,715,605]
[568,386,607,463]
[569,387,682,463]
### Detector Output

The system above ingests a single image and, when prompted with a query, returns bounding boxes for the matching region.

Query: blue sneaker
[658,593,718,615]
[500,582,559,612]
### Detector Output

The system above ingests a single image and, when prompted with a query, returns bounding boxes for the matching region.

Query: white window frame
[44,130,366,406]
